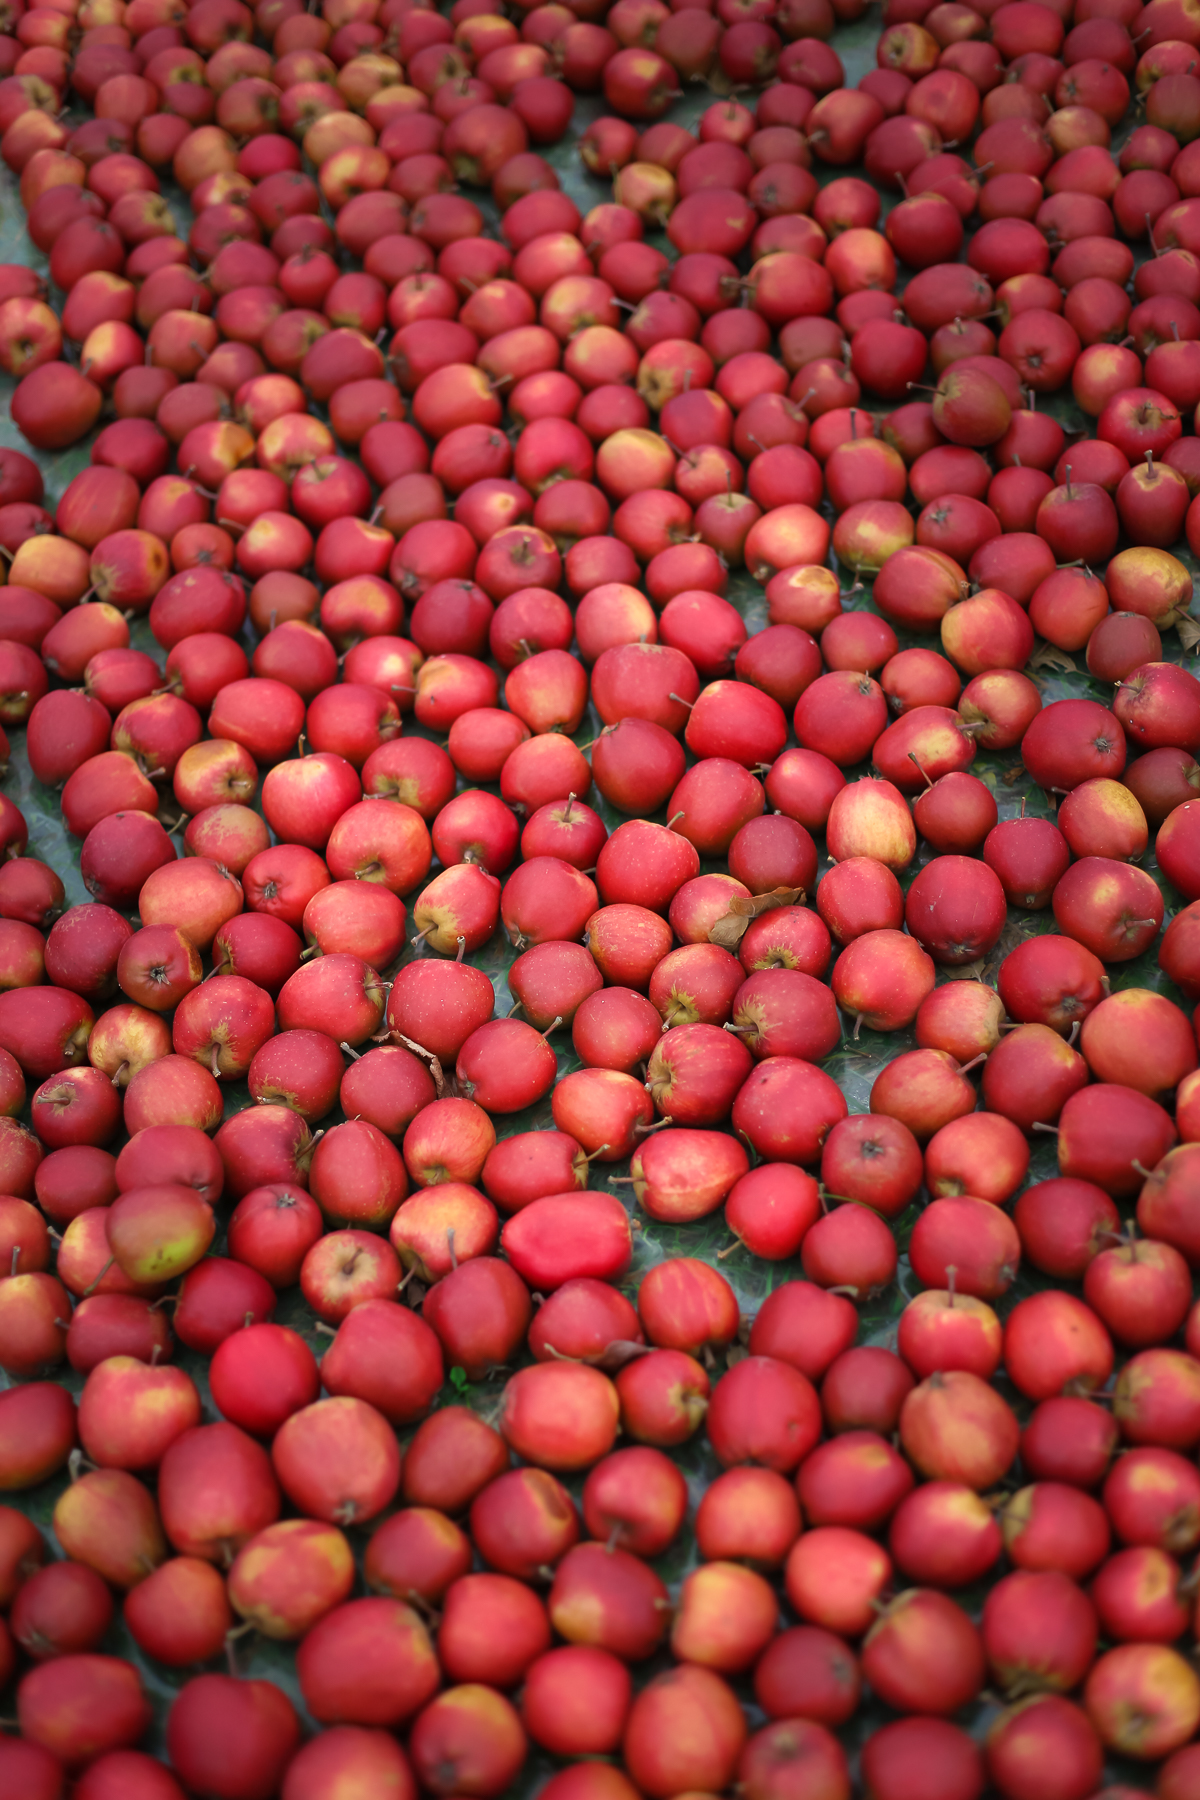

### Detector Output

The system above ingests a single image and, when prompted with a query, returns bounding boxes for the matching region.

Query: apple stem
[907,752,934,790]
[211,1044,221,1078]
[666,811,686,831]
[455,936,468,962]
[1067,1020,1080,1047]
[957,1052,987,1076]
[446,1229,458,1272]
[584,1144,611,1162]
[608,1176,636,1184]
[539,1016,564,1039]
[10,1248,17,1278]
[1031,1122,1059,1135]
[508,1000,523,1018]
[340,1042,362,1061]
[405,1589,443,1627]
[946,1265,957,1306]
[563,794,575,821]
[81,1257,114,1298]
[1063,465,1072,500]
[668,694,693,709]
[820,1186,862,1209]
[313,1322,336,1336]
[852,1015,864,1039]
[225,1622,254,1679]
[634,1115,673,1135]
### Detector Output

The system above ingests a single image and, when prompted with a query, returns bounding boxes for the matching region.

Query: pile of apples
[9,0,1200,1790]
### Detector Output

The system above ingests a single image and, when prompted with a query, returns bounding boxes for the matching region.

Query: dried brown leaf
[594,1339,655,1372]
[707,886,804,949]
[1027,641,1076,673]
